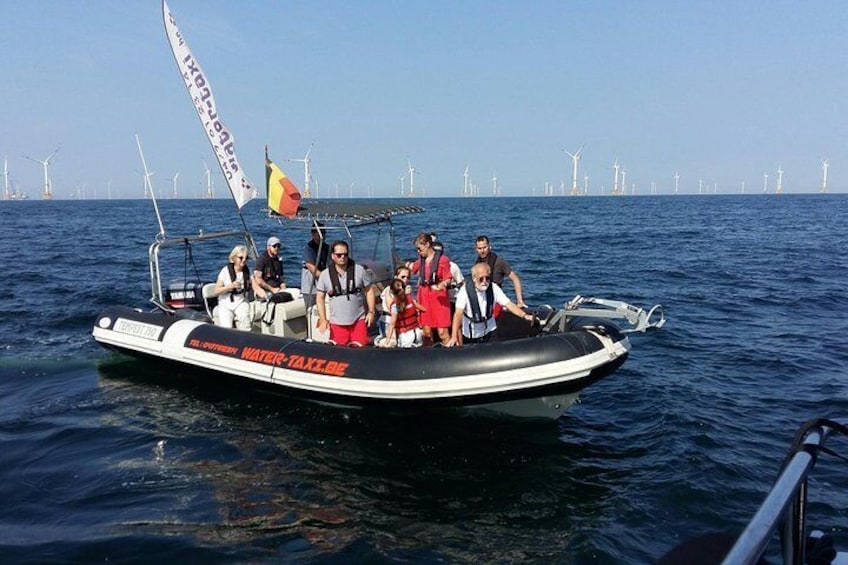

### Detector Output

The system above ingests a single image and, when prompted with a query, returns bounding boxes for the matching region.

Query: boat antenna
[135,133,166,240]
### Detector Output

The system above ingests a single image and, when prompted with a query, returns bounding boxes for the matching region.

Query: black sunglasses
[271,244,281,249]
[333,252,349,257]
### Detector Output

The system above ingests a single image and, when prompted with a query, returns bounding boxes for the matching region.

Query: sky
[1,0,846,199]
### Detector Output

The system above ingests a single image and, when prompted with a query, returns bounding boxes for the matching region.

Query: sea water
[1,194,847,563]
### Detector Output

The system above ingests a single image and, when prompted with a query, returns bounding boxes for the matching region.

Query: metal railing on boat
[722,419,848,565]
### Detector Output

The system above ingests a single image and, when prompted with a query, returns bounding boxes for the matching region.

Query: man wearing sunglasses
[315,240,376,346]
[447,263,533,346]
[253,236,286,300]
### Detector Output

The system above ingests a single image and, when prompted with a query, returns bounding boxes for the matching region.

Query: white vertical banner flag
[162,0,256,209]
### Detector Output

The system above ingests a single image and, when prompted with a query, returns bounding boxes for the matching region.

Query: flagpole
[135,133,166,240]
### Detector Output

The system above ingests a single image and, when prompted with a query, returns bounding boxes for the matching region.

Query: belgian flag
[265,147,301,218]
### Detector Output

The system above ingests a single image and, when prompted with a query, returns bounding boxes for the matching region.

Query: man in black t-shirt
[253,236,286,299]
[473,235,525,307]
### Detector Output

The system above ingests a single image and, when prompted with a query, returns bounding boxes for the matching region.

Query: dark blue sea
[2,195,848,564]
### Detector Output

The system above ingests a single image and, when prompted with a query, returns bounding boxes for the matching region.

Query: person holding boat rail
[300,223,329,308]
[474,235,525,308]
[253,236,286,300]
[447,262,533,346]
[406,232,453,346]
[315,240,376,346]
[214,245,253,331]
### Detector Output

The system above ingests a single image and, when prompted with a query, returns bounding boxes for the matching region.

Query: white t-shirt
[454,282,510,339]
[216,265,249,310]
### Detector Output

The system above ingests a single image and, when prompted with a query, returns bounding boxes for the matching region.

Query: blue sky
[1,1,845,199]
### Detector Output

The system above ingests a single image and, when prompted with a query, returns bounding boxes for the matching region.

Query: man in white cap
[253,236,286,299]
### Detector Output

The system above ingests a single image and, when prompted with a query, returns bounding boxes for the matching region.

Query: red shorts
[330,318,370,346]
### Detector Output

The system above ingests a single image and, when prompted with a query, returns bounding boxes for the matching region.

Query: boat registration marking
[114,318,163,341]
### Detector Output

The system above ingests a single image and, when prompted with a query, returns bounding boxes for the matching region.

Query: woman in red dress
[407,232,452,345]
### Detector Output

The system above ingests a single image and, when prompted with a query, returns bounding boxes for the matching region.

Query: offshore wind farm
[2,2,844,201]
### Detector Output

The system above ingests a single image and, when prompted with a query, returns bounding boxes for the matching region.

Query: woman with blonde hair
[214,245,252,330]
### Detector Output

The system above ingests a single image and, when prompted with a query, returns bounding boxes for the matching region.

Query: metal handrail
[721,422,840,565]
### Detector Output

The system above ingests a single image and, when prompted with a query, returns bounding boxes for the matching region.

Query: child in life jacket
[382,277,425,348]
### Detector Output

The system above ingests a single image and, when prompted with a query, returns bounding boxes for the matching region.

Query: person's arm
[447,306,464,347]
[253,268,275,295]
[251,272,267,300]
[364,285,376,327]
[385,306,398,343]
[504,300,533,322]
[316,290,329,331]
[508,270,525,307]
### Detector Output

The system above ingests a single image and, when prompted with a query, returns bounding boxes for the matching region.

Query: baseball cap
[267,236,282,247]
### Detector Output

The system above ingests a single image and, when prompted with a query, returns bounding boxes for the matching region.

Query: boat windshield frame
[269,201,424,286]
[149,229,254,312]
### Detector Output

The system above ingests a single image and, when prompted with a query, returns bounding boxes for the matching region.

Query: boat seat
[259,294,308,338]
[202,282,218,321]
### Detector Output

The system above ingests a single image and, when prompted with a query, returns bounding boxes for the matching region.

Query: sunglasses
[271,244,281,249]
[235,256,246,261]
[477,276,491,282]
[333,252,348,257]
[398,275,409,280]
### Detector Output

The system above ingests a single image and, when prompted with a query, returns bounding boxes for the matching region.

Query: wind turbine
[171,172,180,199]
[612,160,620,195]
[674,172,680,194]
[563,145,584,195]
[491,173,498,196]
[23,147,60,200]
[583,174,589,195]
[287,141,316,198]
[776,165,784,194]
[620,169,627,195]
[202,160,214,198]
[399,174,405,196]
[2,157,9,201]
[821,159,829,193]
[763,172,769,193]
[407,158,419,197]
[463,164,470,197]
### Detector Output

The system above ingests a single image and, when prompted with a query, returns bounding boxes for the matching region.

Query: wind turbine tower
[821,159,829,193]
[612,160,620,195]
[287,141,315,198]
[674,172,680,194]
[491,173,498,196]
[564,146,584,195]
[399,175,405,196]
[620,169,627,195]
[583,174,589,195]
[2,157,9,201]
[763,172,768,193]
[407,158,419,197]
[203,160,214,198]
[776,166,783,194]
[463,164,470,197]
[171,172,179,199]
[24,147,59,200]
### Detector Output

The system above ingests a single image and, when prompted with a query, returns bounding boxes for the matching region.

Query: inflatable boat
[92,203,664,420]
